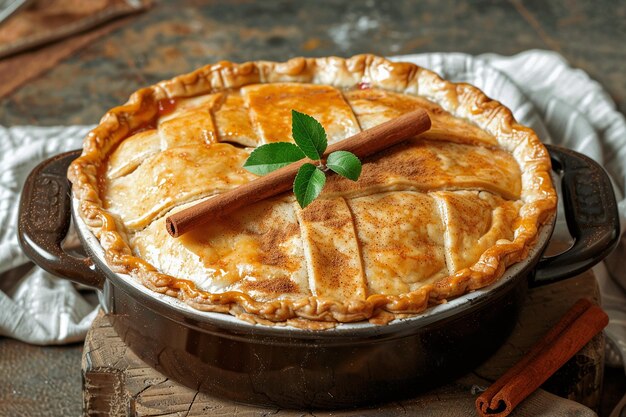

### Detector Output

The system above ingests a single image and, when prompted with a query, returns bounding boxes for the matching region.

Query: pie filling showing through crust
[68,55,556,328]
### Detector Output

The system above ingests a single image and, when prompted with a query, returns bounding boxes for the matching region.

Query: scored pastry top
[68,55,556,327]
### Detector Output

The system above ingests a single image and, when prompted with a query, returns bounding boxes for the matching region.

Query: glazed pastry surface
[69,56,556,325]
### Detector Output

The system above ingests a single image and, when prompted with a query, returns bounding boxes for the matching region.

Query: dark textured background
[1,1,625,416]
[0,0,625,127]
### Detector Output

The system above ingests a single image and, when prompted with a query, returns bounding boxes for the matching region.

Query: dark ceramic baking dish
[18,144,619,409]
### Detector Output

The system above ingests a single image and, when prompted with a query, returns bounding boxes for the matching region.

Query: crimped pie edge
[67,54,557,325]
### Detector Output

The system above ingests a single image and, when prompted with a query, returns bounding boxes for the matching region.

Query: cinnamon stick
[166,109,431,238]
[476,298,609,417]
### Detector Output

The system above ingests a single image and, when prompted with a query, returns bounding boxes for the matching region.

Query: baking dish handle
[531,144,620,286]
[18,150,104,290]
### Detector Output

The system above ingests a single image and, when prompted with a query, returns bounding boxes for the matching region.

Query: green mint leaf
[243,142,305,175]
[326,151,362,181]
[291,110,327,160]
[293,163,326,208]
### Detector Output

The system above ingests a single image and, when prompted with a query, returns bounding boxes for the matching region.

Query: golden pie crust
[68,55,556,327]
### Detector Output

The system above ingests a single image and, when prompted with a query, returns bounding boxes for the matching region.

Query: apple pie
[68,55,556,327]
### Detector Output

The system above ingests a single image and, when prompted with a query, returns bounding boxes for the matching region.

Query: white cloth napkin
[1,52,625,369]
[0,125,98,344]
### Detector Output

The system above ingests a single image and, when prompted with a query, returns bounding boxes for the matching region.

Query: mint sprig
[291,110,327,160]
[242,110,362,208]
[293,163,326,208]
[326,150,362,181]
[243,142,305,175]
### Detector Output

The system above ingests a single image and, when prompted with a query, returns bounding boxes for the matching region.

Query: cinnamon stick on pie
[165,109,431,238]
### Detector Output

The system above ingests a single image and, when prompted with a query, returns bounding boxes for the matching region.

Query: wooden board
[82,271,602,417]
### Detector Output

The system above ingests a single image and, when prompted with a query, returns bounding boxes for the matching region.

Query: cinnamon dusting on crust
[309,247,361,298]
[258,222,298,267]
[300,199,351,229]
[325,140,435,193]
[324,139,521,201]
[243,276,300,294]
[315,250,351,282]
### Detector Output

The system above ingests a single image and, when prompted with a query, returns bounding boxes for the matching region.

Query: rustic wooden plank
[82,270,602,416]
